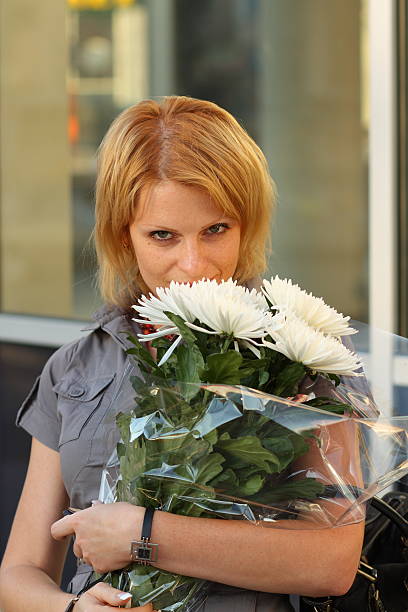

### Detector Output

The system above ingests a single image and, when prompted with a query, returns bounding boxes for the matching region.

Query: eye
[150,230,174,241]
[206,223,229,235]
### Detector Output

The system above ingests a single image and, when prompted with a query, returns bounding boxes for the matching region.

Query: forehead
[134,180,230,225]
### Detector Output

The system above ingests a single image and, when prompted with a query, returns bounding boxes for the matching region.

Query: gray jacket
[16,304,295,611]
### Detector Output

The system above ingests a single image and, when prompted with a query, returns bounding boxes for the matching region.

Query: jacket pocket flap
[53,374,115,402]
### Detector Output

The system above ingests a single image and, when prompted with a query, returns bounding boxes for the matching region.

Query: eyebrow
[139,217,237,233]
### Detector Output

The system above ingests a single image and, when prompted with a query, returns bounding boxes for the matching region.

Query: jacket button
[69,385,85,398]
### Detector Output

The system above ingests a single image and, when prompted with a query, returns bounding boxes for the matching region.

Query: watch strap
[130,507,159,565]
[141,507,155,540]
[64,596,80,612]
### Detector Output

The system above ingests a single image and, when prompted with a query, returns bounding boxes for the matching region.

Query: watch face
[137,546,152,560]
[131,540,159,563]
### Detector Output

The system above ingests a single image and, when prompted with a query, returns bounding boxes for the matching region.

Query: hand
[286,393,309,403]
[72,582,156,610]
[51,502,145,573]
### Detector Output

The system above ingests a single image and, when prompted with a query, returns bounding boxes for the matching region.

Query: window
[0,0,369,324]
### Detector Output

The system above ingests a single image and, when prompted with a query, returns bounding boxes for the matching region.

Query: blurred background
[1,0,373,324]
[1,0,407,582]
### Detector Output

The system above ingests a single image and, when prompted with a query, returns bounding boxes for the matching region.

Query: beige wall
[259,0,368,321]
[0,0,72,316]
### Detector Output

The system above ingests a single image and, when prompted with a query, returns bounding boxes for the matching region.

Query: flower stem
[220,334,233,353]
[201,389,210,413]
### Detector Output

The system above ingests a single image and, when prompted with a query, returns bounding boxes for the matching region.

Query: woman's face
[128,181,241,294]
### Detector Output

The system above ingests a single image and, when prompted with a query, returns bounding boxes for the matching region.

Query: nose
[176,239,212,282]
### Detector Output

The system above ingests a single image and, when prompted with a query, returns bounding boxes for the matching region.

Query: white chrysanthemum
[132,279,283,364]
[132,281,195,339]
[262,276,357,337]
[264,314,362,376]
[182,278,281,340]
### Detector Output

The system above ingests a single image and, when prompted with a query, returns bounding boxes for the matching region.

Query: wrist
[63,595,80,612]
[131,507,160,565]
[122,503,145,565]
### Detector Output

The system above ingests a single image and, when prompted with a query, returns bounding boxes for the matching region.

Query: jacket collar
[82,303,141,350]
[91,303,129,325]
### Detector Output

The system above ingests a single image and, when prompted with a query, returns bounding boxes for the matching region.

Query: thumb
[88,582,133,607]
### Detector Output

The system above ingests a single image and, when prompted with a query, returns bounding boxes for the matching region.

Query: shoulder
[15,305,139,446]
[46,304,137,382]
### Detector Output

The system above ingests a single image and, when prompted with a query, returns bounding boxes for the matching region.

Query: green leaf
[146,433,209,469]
[116,442,126,459]
[165,312,197,344]
[303,396,352,415]
[273,361,306,397]
[237,358,269,379]
[327,373,341,386]
[120,439,147,485]
[240,357,269,371]
[203,428,218,446]
[253,477,325,503]
[176,343,202,381]
[210,467,239,491]
[194,452,225,485]
[218,432,231,441]
[235,465,264,481]
[152,336,178,371]
[240,474,265,496]
[127,567,159,605]
[262,436,294,471]
[221,411,269,439]
[216,435,280,472]
[203,351,243,384]
[259,370,270,386]
[116,412,132,445]
[126,334,158,371]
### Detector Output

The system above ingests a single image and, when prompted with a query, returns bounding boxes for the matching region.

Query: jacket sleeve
[15,341,78,451]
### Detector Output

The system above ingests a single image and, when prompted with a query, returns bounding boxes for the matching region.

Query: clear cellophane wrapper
[96,321,408,610]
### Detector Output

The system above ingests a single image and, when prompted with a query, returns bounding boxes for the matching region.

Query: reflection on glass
[0,0,368,321]
[68,0,368,322]
[68,2,148,317]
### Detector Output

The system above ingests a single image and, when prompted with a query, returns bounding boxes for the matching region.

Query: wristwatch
[64,596,80,612]
[130,507,159,565]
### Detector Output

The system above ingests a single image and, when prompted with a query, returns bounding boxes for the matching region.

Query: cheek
[217,233,241,274]
[228,230,241,261]
[133,243,173,286]
[133,238,162,266]
[136,248,163,274]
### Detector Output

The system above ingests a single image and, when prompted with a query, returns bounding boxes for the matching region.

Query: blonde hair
[95,96,276,307]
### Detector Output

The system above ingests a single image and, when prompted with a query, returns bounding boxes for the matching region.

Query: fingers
[76,582,156,610]
[51,505,96,541]
[286,394,309,403]
[52,504,101,541]
[51,514,76,540]
[294,394,309,403]
[81,582,133,607]
[72,540,84,561]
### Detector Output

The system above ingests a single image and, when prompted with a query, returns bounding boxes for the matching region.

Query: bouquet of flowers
[96,277,408,610]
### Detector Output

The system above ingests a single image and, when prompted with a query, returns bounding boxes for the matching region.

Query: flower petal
[157,335,183,366]
[263,276,357,337]
[265,315,362,376]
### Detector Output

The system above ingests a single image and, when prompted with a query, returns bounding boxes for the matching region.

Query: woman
[0,97,364,611]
